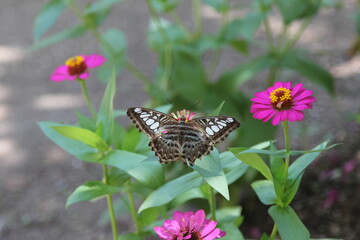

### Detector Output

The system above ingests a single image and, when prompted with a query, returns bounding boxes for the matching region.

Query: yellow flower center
[65,56,87,76]
[269,87,292,110]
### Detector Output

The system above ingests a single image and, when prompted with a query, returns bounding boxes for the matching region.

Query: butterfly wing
[186,116,240,160]
[127,107,240,166]
[127,107,181,163]
[126,107,175,137]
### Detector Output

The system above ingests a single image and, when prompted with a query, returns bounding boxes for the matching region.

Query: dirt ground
[0,0,359,239]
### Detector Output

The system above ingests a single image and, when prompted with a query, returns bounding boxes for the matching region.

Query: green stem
[266,67,280,87]
[208,0,229,78]
[281,18,312,54]
[126,181,142,235]
[208,185,216,221]
[269,223,278,240]
[282,120,290,188]
[192,0,203,35]
[78,79,97,117]
[103,164,119,240]
[258,0,274,50]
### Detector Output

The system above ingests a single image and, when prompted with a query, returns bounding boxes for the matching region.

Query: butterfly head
[171,109,196,122]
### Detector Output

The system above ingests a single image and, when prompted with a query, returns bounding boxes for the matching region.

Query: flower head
[50,54,106,81]
[250,81,316,125]
[171,109,196,122]
[154,210,226,240]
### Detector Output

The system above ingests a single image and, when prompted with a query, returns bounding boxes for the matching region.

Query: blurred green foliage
[33,0,340,147]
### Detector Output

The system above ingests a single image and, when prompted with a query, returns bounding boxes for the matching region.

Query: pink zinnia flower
[154,209,226,240]
[250,81,316,125]
[50,54,106,81]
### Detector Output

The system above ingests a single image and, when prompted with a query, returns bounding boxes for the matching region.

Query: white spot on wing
[206,127,214,135]
[134,108,141,113]
[211,126,220,132]
[150,122,159,130]
[227,118,234,122]
[218,121,227,126]
[140,114,150,118]
[146,119,155,125]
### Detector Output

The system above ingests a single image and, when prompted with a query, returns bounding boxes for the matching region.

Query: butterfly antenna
[190,101,201,110]
[166,98,173,104]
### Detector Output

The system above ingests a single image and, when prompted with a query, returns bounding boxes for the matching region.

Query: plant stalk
[192,0,203,35]
[126,181,142,235]
[103,164,119,240]
[269,223,278,240]
[208,184,217,221]
[78,79,97,117]
[282,120,290,188]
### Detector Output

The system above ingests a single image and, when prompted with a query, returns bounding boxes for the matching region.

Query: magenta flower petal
[154,210,225,240]
[250,82,316,125]
[203,228,221,240]
[50,65,70,81]
[50,54,106,82]
[79,72,90,79]
[84,54,107,68]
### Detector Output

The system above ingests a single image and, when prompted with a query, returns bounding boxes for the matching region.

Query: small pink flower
[50,54,106,81]
[250,81,316,125]
[154,210,226,240]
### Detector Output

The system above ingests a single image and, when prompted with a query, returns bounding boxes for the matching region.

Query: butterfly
[127,107,240,166]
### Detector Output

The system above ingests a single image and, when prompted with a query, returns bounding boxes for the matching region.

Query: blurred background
[0,0,359,239]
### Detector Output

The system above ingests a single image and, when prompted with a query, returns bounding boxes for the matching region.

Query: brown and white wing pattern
[127,107,181,163]
[189,116,240,147]
[126,107,175,137]
[127,107,240,166]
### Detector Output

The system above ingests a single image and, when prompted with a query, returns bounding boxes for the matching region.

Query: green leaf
[147,18,188,51]
[230,147,273,181]
[139,150,248,213]
[270,143,286,201]
[251,180,277,205]
[218,223,245,240]
[169,187,207,209]
[31,25,87,50]
[139,171,203,213]
[168,46,207,102]
[120,128,142,152]
[101,150,164,189]
[155,104,173,113]
[224,13,264,40]
[150,0,180,12]
[107,167,131,187]
[76,111,96,131]
[38,122,103,162]
[281,52,335,95]
[138,207,160,227]
[216,206,242,225]
[52,126,109,151]
[33,0,66,41]
[268,205,310,240]
[216,54,276,93]
[277,0,320,25]
[220,151,249,184]
[283,172,303,206]
[96,68,116,144]
[288,141,329,181]
[194,149,229,200]
[66,180,119,207]
[209,101,225,116]
[203,0,229,12]
[84,0,122,14]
